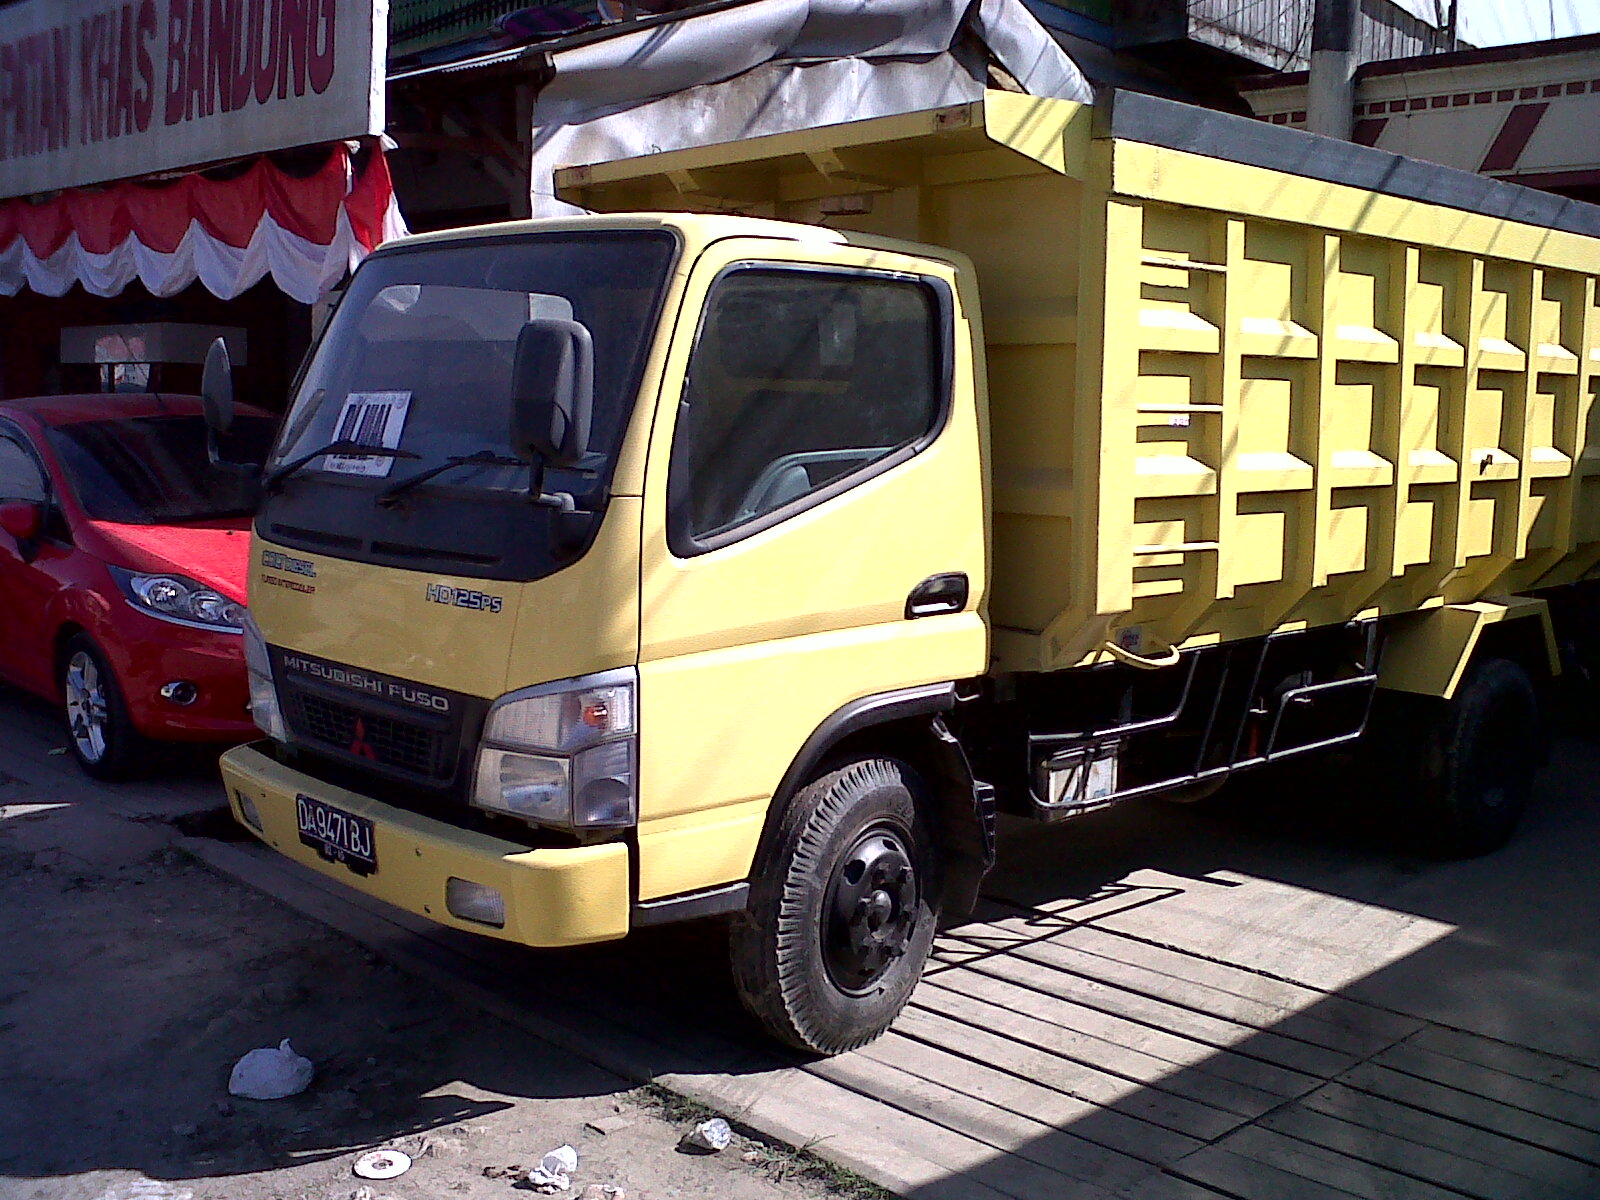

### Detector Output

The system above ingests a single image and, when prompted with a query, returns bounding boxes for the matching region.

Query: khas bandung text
[0,0,338,163]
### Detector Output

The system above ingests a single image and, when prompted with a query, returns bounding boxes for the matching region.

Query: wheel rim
[64,650,110,764]
[1474,702,1527,811]
[822,825,918,994]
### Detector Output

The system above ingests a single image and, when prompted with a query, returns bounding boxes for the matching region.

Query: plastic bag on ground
[227,1038,314,1100]
[682,1117,731,1152]
[525,1145,578,1192]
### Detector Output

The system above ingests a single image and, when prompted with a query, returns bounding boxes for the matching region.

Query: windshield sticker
[324,391,413,477]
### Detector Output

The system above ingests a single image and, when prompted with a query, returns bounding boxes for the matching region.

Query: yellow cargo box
[559,89,1600,674]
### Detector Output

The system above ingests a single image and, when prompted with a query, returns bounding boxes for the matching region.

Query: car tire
[1407,657,1541,858]
[730,757,940,1055]
[60,634,149,781]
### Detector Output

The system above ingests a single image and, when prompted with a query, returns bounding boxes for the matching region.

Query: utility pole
[1307,0,1359,140]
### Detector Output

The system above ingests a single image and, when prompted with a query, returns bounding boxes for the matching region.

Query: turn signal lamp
[471,668,638,833]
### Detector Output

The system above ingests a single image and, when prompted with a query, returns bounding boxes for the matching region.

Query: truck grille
[283,688,453,781]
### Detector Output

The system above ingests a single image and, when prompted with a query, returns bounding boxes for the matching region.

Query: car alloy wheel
[64,649,110,763]
[59,634,149,781]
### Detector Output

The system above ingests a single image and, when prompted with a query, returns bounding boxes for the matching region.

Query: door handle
[905,572,969,619]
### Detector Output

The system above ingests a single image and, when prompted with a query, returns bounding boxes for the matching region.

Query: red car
[0,394,277,778]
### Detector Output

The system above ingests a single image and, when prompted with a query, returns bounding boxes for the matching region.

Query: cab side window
[668,267,946,555]
[0,436,46,503]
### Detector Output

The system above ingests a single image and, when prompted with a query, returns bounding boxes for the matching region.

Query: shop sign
[0,0,387,199]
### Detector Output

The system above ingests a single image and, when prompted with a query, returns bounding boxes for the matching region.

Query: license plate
[296,794,377,875]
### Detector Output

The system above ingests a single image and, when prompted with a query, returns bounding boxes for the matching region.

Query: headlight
[241,611,287,742]
[472,668,637,832]
[108,566,245,632]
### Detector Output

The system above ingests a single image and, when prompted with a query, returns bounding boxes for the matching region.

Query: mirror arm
[206,428,263,482]
[206,426,224,468]
[522,457,578,513]
[533,490,578,513]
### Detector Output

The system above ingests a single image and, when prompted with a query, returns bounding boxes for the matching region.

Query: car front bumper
[112,621,254,741]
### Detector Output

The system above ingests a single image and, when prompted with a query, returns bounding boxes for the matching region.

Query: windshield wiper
[263,440,420,494]
[376,449,525,508]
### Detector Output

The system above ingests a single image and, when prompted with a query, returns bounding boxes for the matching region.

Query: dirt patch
[0,802,880,1200]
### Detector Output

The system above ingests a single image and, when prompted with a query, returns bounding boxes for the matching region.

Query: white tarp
[1384,0,1600,48]
[529,0,1092,215]
[1452,0,1599,47]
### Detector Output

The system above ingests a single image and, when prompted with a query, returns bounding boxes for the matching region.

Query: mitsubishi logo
[348,718,378,760]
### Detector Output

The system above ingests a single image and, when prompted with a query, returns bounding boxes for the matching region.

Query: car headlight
[472,668,637,833]
[241,611,287,742]
[108,566,245,632]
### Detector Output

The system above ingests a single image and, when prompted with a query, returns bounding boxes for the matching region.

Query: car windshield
[47,414,278,524]
[267,230,678,497]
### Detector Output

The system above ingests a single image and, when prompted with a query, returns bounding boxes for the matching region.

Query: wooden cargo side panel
[1573,277,1600,562]
[923,168,1087,641]
[1021,137,1600,672]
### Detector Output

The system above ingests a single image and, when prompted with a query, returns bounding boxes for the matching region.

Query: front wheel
[61,635,148,781]
[730,757,940,1055]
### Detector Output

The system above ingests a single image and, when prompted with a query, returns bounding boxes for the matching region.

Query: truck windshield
[257,229,677,582]
[271,230,676,495]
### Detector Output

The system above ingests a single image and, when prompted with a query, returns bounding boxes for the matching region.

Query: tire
[730,757,941,1055]
[1407,657,1541,858]
[60,634,148,781]
[1158,777,1229,806]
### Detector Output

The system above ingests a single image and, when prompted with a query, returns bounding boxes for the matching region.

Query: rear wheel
[1158,777,1229,805]
[1405,657,1541,857]
[61,635,148,781]
[730,757,940,1055]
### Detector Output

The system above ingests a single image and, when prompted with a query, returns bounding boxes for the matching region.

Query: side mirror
[509,319,594,469]
[201,337,235,436]
[0,499,42,542]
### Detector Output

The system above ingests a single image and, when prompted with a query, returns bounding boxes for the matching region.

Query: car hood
[87,519,252,604]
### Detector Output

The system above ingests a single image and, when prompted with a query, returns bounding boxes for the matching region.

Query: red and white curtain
[0,144,407,304]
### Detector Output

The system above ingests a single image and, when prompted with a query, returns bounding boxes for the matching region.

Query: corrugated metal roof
[390,43,531,80]
[387,0,755,81]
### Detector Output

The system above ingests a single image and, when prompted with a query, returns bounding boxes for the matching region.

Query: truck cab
[222,213,992,1053]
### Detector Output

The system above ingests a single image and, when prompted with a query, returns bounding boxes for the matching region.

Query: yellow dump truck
[218,89,1600,1053]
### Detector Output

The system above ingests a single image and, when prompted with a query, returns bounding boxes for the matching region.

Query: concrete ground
[4,678,1600,1199]
[0,684,877,1200]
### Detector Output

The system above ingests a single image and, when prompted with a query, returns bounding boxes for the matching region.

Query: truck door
[633,238,989,903]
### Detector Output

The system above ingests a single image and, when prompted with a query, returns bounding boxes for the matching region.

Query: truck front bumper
[219,742,631,947]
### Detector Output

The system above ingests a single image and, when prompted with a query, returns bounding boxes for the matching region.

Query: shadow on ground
[882,695,1600,1198]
